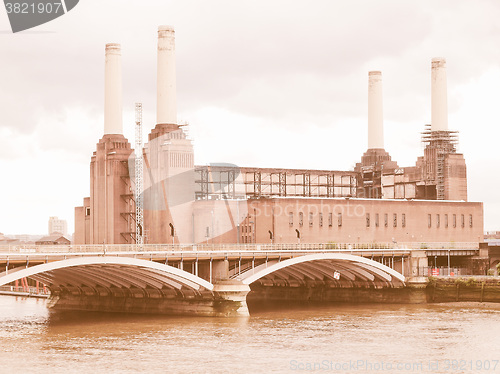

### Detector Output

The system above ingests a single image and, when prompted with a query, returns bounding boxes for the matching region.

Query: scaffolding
[194,165,357,200]
[134,103,144,244]
[421,125,459,200]
[119,162,135,243]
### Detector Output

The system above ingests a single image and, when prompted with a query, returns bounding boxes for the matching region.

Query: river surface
[0,296,499,374]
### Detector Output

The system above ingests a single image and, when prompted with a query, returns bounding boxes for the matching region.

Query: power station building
[74,26,483,246]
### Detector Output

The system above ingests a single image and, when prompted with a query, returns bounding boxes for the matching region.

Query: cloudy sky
[1,0,500,235]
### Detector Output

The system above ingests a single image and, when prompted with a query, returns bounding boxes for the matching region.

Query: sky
[1,0,500,235]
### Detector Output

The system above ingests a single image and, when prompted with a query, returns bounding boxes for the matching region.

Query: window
[453,214,457,228]
[445,214,448,228]
[393,214,397,228]
[375,213,379,227]
[461,214,465,228]
[319,213,323,227]
[469,214,473,228]
[428,214,432,228]
[338,213,342,227]
[384,213,388,227]
[309,212,314,227]
[328,213,333,227]
[366,213,370,228]
[402,213,406,228]
[436,214,440,228]
[299,212,303,227]
[85,207,91,216]
[289,212,293,227]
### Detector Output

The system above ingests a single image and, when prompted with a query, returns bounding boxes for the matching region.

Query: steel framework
[135,103,144,244]
[194,165,357,200]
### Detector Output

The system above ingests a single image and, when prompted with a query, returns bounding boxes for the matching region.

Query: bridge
[0,242,480,316]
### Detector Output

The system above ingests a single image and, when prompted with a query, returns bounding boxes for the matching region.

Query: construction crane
[134,103,144,245]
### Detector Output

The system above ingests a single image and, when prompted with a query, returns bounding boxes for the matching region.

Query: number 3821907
[5,2,63,14]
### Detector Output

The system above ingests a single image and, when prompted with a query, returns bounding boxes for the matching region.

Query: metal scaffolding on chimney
[421,124,459,200]
[134,103,144,245]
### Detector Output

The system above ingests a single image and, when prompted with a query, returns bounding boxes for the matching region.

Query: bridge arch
[235,253,405,287]
[0,256,214,296]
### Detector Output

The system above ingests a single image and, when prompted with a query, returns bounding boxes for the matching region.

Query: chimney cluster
[103,29,449,152]
[103,25,178,136]
[367,57,449,150]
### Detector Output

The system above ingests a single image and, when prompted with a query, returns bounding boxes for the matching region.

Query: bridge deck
[0,242,479,254]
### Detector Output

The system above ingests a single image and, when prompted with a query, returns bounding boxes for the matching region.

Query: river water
[0,295,499,374]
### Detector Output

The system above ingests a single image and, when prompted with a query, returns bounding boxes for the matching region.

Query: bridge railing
[0,285,50,297]
[0,242,479,254]
[412,266,474,277]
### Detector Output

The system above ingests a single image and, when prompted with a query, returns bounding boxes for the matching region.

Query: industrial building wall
[444,154,467,201]
[192,199,247,244]
[229,198,483,245]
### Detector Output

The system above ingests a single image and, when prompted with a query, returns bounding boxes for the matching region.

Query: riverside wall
[247,277,500,305]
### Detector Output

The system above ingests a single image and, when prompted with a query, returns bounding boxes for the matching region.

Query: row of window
[288,212,474,229]
[289,212,342,228]
[427,213,473,228]
[366,213,406,228]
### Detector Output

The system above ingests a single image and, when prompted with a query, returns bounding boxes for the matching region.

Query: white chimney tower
[368,71,384,149]
[431,57,448,132]
[157,25,177,125]
[104,43,123,135]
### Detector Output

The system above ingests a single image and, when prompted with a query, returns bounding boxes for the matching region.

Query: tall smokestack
[431,57,448,132]
[104,43,123,135]
[368,71,384,149]
[157,25,177,125]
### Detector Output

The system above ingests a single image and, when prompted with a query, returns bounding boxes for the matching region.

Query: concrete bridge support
[213,280,251,317]
[409,250,428,277]
[210,260,251,316]
[47,286,251,317]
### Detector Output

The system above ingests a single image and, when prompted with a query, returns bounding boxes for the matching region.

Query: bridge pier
[410,250,428,276]
[201,260,251,317]
[212,259,229,281]
[45,265,251,317]
[46,287,250,317]
[213,280,251,317]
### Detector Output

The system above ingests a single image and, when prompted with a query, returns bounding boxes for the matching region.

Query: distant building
[0,238,21,246]
[485,231,500,240]
[9,234,43,243]
[0,234,41,246]
[48,216,67,235]
[35,234,71,245]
